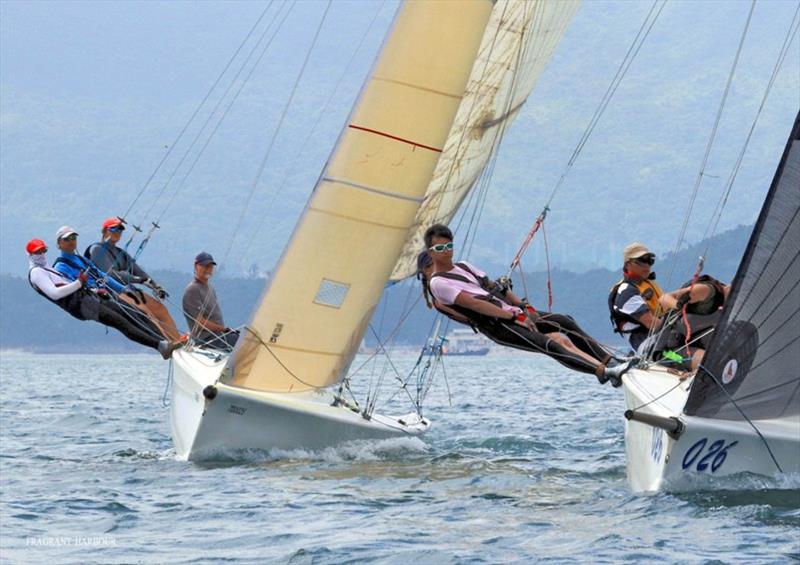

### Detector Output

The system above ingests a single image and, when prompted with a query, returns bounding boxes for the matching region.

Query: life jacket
[429,263,508,327]
[28,267,88,320]
[681,274,726,315]
[608,272,664,335]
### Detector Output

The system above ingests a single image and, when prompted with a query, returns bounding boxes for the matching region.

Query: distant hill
[1,1,797,277]
[0,224,750,353]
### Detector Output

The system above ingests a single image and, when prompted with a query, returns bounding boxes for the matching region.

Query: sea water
[0,352,798,564]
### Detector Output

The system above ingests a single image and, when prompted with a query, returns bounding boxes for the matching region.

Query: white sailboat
[622,112,800,492]
[170,0,580,460]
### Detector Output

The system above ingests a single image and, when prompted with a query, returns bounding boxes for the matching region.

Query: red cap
[102,217,124,230]
[26,239,47,254]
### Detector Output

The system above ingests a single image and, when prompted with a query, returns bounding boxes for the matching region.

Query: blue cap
[194,251,216,266]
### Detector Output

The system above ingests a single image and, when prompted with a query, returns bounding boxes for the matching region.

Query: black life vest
[429,263,508,327]
[608,273,664,335]
[28,267,89,320]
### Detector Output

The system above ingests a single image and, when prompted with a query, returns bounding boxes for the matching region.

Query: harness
[430,263,508,326]
[608,273,664,335]
[28,267,88,320]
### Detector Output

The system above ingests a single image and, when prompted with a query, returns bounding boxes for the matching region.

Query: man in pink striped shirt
[421,224,633,386]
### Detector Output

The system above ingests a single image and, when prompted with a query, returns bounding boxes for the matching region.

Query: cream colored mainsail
[227,0,579,393]
[227,0,494,392]
[390,0,580,280]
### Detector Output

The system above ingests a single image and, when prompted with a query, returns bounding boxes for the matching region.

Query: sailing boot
[158,337,187,360]
[597,358,636,388]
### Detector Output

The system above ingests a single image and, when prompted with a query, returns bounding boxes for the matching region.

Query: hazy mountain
[0,223,750,353]
[1,1,797,278]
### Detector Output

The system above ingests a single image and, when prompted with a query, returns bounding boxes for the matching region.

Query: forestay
[390,0,580,281]
[684,111,800,421]
[225,0,495,392]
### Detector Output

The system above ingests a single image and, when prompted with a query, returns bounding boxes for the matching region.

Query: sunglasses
[429,242,454,253]
[633,256,655,266]
[108,226,124,233]
[60,235,78,242]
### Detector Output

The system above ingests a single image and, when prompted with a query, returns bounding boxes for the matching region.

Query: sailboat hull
[623,367,800,492]
[169,349,430,461]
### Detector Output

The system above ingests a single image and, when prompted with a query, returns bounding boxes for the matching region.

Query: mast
[226,0,495,392]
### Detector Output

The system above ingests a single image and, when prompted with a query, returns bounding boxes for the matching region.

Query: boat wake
[188,436,430,465]
[662,470,800,494]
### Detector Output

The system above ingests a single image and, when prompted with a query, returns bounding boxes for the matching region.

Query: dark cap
[416,250,433,272]
[194,251,217,266]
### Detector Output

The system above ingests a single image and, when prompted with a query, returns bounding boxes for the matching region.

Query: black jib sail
[684,111,800,420]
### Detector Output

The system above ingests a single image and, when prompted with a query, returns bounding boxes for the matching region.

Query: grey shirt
[86,242,150,286]
[182,279,225,344]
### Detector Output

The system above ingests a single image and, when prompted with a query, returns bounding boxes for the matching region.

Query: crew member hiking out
[26,237,183,359]
[420,224,633,387]
[85,216,181,340]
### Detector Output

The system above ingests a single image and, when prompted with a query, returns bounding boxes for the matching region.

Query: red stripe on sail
[348,124,442,153]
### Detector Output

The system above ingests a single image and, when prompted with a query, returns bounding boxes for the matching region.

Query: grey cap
[56,225,79,241]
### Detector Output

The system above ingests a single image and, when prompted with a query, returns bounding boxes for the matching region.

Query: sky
[1,0,798,279]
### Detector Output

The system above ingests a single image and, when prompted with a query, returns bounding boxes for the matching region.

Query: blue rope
[162,359,173,408]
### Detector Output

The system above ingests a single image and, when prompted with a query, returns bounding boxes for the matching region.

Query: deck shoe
[158,339,185,360]
[603,359,635,388]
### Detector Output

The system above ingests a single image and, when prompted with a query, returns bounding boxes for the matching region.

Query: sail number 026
[681,438,739,473]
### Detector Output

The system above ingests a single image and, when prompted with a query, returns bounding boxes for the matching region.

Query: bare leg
[120,293,180,341]
[544,332,602,368]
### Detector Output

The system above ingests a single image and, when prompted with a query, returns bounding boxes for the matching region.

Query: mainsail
[683,111,800,420]
[226,0,579,393]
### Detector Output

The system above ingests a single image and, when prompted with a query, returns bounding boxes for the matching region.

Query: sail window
[314,279,350,308]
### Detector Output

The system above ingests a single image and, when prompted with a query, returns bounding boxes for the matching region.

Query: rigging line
[629,379,685,413]
[123,1,275,222]
[701,6,800,253]
[152,5,298,343]
[366,325,416,415]
[565,0,658,169]
[222,0,333,265]
[697,363,784,473]
[367,283,420,411]
[508,0,666,278]
[143,1,289,224]
[345,293,423,381]
[155,1,296,224]
[663,0,757,289]
[241,325,327,390]
[644,0,758,361]
[239,0,388,261]
[541,0,667,210]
